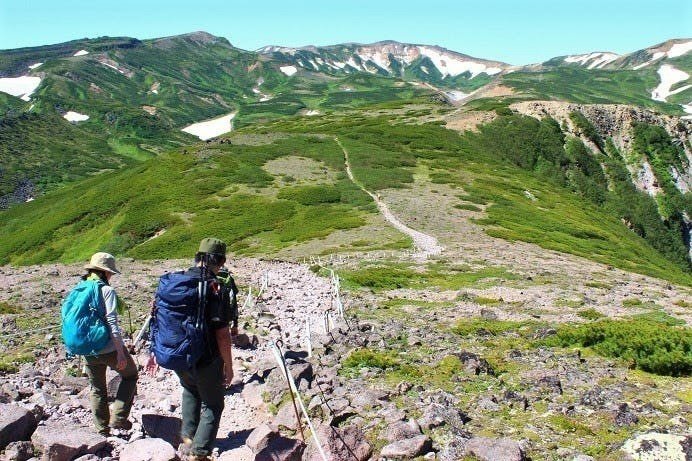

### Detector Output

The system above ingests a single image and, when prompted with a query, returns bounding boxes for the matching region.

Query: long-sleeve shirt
[95,281,122,355]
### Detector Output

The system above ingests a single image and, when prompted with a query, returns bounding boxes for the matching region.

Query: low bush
[547,319,691,376]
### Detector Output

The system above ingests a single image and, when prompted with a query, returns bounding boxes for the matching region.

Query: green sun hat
[198,237,227,255]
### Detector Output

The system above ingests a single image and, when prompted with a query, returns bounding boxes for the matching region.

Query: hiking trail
[335,136,443,258]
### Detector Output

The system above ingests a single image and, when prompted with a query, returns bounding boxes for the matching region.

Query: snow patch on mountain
[651,65,692,101]
[63,111,89,122]
[73,49,89,57]
[28,62,43,70]
[419,46,502,77]
[279,65,297,76]
[564,52,619,69]
[667,40,692,58]
[682,104,692,120]
[181,112,236,140]
[633,41,692,69]
[0,76,41,101]
[444,90,468,101]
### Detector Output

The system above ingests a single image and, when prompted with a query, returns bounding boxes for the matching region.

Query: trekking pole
[133,315,152,348]
[270,341,328,461]
[126,308,134,337]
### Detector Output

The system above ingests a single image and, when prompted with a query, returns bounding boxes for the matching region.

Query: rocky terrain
[0,246,690,460]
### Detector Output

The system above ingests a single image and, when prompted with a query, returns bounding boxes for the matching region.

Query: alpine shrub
[549,320,691,377]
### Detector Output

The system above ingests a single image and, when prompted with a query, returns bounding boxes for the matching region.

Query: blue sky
[1,0,690,64]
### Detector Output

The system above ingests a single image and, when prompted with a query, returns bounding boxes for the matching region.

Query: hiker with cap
[61,252,138,435]
[146,238,237,461]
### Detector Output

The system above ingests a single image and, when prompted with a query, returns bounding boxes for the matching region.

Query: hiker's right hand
[116,350,127,371]
[146,354,159,376]
[223,361,233,386]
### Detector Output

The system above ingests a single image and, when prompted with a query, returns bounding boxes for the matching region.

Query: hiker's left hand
[223,361,234,386]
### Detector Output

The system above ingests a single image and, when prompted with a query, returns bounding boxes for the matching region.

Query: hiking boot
[187,455,211,461]
[177,437,193,459]
[110,419,132,430]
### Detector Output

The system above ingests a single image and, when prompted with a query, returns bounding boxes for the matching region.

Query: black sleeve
[207,279,231,330]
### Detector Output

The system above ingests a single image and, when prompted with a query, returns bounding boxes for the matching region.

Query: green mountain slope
[1,104,689,284]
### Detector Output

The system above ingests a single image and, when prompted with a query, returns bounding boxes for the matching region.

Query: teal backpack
[61,279,110,355]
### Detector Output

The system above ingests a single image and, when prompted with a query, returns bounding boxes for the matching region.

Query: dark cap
[198,237,227,255]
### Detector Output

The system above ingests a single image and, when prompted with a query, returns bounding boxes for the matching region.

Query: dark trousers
[84,350,138,433]
[175,357,225,456]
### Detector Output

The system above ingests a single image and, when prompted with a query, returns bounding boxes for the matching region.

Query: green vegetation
[452,318,539,337]
[577,308,605,320]
[569,111,603,149]
[0,301,19,314]
[548,319,692,376]
[340,262,516,291]
[502,67,684,115]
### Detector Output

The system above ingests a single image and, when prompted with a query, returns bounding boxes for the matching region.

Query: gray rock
[453,352,494,375]
[621,432,689,461]
[4,440,34,461]
[464,437,526,461]
[274,403,301,431]
[480,308,498,320]
[255,436,305,461]
[572,455,595,461]
[32,425,107,461]
[535,374,562,396]
[614,403,639,427]
[120,438,177,461]
[0,404,38,450]
[380,435,432,459]
[381,407,407,423]
[305,424,372,461]
[476,397,501,412]
[384,419,422,442]
[246,423,278,454]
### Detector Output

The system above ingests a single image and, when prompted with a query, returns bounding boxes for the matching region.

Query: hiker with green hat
[146,238,237,461]
[61,252,138,436]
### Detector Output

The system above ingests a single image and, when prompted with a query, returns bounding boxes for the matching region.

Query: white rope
[270,342,328,461]
[304,320,312,358]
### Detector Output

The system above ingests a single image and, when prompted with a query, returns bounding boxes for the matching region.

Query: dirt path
[335,137,443,258]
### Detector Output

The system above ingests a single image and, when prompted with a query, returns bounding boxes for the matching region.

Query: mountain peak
[151,31,232,48]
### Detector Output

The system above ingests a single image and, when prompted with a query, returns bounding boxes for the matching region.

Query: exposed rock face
[119,438,177,461]
[0,404,37,449]
[31,425,107,461]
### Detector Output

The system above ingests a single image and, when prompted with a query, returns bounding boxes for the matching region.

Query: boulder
[255,436,305,461]
[246,424,278,454]
[140,414,182,447]
[384,419,422,442]
[32,425,107,461]
[614,403,639,427]
[274,403,301,431]
[453,352,494,375]
[4,440,35,461]
[305,424,372,461]
[120,438,177,461]
[464,437,526,461]
[621,432,689,461]
[0,404,38,449]
[380,435,432,459]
